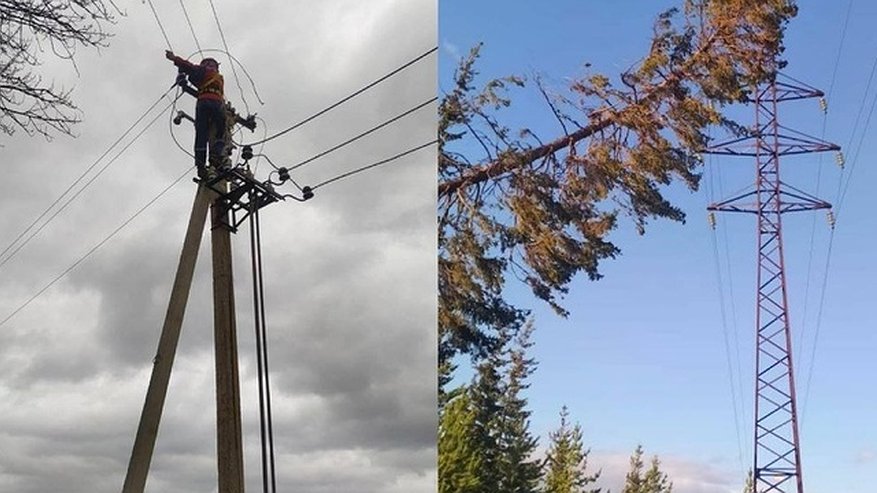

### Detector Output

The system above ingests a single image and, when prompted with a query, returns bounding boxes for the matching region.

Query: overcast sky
[441,2,876,493]
[0,1,436,492]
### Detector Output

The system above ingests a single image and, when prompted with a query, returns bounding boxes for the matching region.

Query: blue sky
[440,2,876,492]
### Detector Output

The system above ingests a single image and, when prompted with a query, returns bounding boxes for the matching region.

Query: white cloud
[590,449,741,493]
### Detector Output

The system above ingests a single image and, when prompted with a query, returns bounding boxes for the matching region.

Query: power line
[243,47,437,147]
[0,94,181,273]
[709,227,746,477]
[703,139,747,475]
[178,0,203,57]
[207,0,250,114]
[0,88,178,271]
[145,0,174,50]
[800,228,837,428]
[797,0,853,396]
[289,97,437,171]
[0,167,194,329]
[312,139,437,190]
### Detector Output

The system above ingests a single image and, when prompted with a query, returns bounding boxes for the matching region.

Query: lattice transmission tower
[704,72,840,493]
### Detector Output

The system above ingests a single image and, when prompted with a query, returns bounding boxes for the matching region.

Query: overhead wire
[243,47,438,147]
[0,87,180,272]
[168,88,195,158]
[248,196,277,493]
[178,0,203,57]
[797,0,854,428]
[695,3,748,471]
[145,0,174,50]
[311,139,437,190]
[835,70,877,214]
[207,0,250,114]
[709,224,746,477]
[703,128,747,477]
[252,116,269,174]
[0,166,195,329]
[288,97,437,172]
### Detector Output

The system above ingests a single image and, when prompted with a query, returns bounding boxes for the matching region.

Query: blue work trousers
[194,98,226,170]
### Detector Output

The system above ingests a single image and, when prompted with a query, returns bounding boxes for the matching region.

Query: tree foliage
[438,0,799,384]
[622,446,672,493]
[439,392,484,493]
[495,321,541,493]
[542,406,601,493]
[0,0,121,138]
[742,469,753,493]
[438,320,541,493]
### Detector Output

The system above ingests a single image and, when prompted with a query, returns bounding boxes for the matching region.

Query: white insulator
[835,152,845,168]
[707,212,717,230]
[819,97,828,114]
[827,211,836,230]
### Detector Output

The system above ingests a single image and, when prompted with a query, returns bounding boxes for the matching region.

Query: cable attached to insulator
[249,194,277,493]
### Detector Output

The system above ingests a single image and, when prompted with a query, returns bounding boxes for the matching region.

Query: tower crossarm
[707,183,830,215]
[703,130,839,157]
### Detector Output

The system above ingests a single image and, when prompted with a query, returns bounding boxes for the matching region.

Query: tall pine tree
[542,406,601,493]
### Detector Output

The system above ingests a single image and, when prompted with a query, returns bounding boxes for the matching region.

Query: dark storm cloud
[0,1,436,492]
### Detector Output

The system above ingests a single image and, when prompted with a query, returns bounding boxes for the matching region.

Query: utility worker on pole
[165,51,227,177]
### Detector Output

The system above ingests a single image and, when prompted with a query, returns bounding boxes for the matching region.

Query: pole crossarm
[197,166,284,233]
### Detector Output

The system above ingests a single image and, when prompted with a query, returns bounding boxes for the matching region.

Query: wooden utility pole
[122,180,247,493]
[122,101,276,493]
[211,180,246,492]
[122,186,213,493]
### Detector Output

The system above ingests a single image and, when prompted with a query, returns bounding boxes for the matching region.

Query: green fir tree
[438,319,544,493]
[439,391,483,493]
[542,406,601,493]
[622,446,672,493]
[496,321,542,493]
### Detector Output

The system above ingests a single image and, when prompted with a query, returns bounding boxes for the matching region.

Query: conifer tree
[496,321,541,493]
[438,0,800,383]
[439,391,483,493]
[439,319,543,493]
[542,406,601,493]
[622,446,672,493]
[466,327,507,493]
[742,469,754,493]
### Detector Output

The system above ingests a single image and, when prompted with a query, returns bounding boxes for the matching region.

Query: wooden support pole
[122,185,212,493]
[211,184,246,493]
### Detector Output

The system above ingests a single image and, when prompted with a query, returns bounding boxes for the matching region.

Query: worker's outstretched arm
[165,50,197,73]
